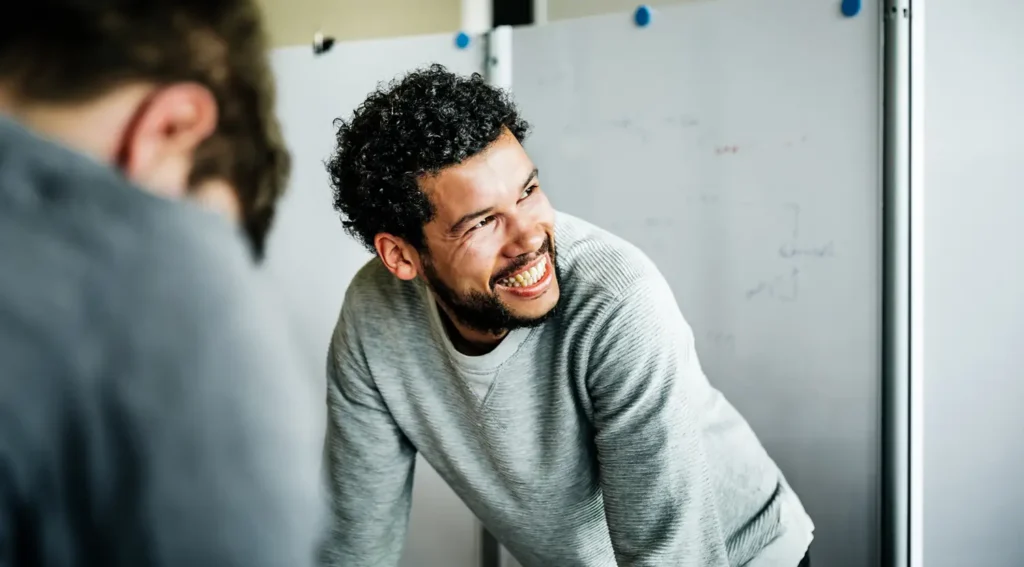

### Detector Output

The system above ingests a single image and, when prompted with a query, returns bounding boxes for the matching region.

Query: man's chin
[504,297,560,330]
[505,303,553,321]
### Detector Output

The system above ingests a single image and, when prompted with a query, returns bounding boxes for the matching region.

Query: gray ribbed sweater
[321,211,813,567]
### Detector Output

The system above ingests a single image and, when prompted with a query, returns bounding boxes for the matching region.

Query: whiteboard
[266,33,486,567]
[512,1,881,565]
[923,1,1024,565]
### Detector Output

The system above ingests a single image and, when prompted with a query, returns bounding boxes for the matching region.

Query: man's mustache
[491,237,553,285]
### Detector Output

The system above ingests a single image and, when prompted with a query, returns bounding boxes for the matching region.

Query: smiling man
[321,65,814,567]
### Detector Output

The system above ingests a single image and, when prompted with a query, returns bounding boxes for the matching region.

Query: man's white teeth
[500,257,547,288]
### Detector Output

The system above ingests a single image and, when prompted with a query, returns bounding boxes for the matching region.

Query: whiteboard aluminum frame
[883,1,912,566]
[907,0,925,566]
[485,25,514,91]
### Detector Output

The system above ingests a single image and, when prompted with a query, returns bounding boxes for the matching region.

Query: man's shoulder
[327,257,429,380]
[102,201,265,341]
[343,256,400,300]
[0,115,254,304]
[0,118,262,360]
[553,210,666,310]
[3,206,274,366]
[339,255,425,323]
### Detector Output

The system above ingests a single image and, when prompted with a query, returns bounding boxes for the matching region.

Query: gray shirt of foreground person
[322,210,814,567]
[0,117,324,567]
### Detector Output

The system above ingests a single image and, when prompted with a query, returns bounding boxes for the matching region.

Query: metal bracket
[485,26,514,90]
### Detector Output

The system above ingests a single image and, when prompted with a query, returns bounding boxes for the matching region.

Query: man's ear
[374,233,419,281]
[120,83,218,197]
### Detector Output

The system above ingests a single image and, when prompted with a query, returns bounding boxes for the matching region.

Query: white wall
[922,1,1024,565]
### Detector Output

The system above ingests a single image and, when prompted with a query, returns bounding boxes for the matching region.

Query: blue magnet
[841,0,861,17]
[454,31,471,49]
[634,5,653,27]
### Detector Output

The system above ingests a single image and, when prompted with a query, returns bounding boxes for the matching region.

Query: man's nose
[503,214,545,258]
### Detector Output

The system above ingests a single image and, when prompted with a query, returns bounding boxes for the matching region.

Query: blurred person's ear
[118,83,218,199]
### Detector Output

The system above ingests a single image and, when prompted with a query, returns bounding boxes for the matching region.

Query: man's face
[417,130,560,336]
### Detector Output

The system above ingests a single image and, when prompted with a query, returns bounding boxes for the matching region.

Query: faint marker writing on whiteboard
[746,267,800,302]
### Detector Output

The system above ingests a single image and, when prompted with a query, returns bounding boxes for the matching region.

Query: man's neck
[0,83,162,164]
[435,302,506,356]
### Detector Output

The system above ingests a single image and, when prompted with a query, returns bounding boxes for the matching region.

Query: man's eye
[519,185,537,201]
[471,216,495,231]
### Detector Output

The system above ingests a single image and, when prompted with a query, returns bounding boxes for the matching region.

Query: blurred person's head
[0,0,290,259]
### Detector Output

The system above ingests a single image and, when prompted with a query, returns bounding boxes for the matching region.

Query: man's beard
[422,235,559,336]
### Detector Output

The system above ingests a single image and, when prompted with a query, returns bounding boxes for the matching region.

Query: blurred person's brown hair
[0,0,290,258]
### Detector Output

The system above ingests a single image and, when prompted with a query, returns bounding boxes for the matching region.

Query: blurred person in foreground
[0,2,323,565]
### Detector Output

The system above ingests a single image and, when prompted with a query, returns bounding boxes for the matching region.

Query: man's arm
[586,275,729,567]
[319,305,417,567]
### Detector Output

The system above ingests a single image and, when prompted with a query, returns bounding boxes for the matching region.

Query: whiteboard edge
[908,0,926,565]
[883,0,913,566]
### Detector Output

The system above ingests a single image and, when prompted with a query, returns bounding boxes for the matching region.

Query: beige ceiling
[257,0,462,48]
[547,0,698,20]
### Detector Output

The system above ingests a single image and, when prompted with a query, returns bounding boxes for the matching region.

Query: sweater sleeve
[320,305,417,567]
[586,275,730,567]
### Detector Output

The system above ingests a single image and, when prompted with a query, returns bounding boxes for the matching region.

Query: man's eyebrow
[450,206,494,235]
[523,168,539,189]
[448,169,538,235]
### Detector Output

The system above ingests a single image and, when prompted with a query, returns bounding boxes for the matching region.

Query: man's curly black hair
[327,63,531,253]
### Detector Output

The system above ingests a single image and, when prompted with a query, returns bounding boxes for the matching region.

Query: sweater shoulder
[334,256,429,337]
[553,211,667,316]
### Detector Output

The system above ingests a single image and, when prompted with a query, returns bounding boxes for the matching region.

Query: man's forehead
[423,167,510,216]
[420,169,486,218]
[420,134,534,221]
